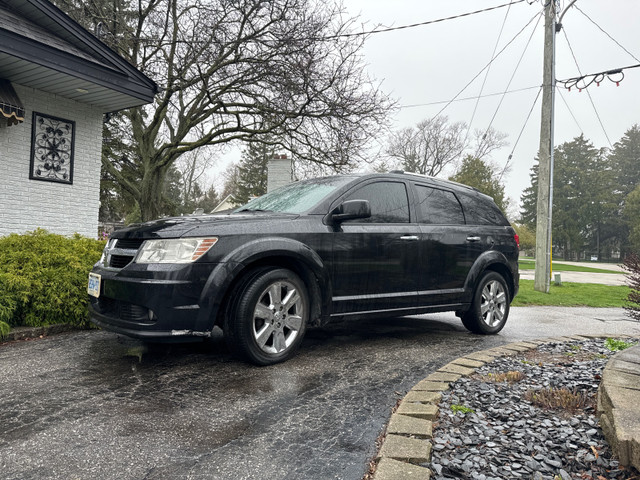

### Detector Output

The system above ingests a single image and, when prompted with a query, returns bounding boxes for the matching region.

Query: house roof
[0,0,158,112]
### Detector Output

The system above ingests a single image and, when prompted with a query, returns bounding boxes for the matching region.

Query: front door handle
[466,236,481,242]
[400,235,419,241]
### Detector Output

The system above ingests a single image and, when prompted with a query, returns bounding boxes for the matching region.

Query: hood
[112,212,299,239]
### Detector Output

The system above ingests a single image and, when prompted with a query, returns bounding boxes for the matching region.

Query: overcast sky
[212,0,640,216]
[342,0,640,214]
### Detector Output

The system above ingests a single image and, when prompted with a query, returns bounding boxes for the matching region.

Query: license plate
[87,272,101,298]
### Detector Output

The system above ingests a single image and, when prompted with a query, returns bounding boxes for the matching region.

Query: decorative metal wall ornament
[29,112,75,184]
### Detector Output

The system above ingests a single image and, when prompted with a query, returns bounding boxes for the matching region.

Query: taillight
[514,234,520,249]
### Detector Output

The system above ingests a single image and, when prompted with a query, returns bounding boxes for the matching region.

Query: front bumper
[88,262,216,340]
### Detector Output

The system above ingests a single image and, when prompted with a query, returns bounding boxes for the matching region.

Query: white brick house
[0,0,157,238]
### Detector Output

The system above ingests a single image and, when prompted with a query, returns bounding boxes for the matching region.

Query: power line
[498,86,542,182]
[574,5,640,64]
[561,29,613,147]
[326,0,530,39]
[479,10,542,155]
[465,0,515,146]
[557,63,640,91]
[399,85,541,109]
[123,1,532,47]
[433,9,544,118]
[555,86,584,133]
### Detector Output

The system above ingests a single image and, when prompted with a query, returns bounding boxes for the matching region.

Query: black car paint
[89,173,519,341]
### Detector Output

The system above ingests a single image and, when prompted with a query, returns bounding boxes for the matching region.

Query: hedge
[0,229,105,333]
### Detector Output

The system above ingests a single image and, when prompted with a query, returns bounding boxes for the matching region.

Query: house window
[30,112,75,184]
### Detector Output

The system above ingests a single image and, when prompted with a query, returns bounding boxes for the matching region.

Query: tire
[461,271,510,335]
[225,268,308,365]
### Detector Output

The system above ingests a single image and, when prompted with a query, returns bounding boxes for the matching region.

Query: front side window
[344,181,410,223]
[414,185,465,225]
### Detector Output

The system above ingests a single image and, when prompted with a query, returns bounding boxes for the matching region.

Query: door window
[414,185,465,225]
[344,182,410,223]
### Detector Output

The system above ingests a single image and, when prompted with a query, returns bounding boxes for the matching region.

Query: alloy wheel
[252,280,304,354]
[480,280,507,328]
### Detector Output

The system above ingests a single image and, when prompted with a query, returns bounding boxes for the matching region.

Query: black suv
[88,172,519,365]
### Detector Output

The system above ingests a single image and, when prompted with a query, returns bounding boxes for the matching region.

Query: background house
[0,0,157,238]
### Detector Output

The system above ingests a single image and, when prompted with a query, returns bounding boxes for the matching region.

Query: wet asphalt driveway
[2,308,638,480]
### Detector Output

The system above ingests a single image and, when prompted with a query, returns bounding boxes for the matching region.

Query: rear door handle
[466,236,481,242]
[400,235,419,241]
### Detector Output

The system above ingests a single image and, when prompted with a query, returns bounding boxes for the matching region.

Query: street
[1,308,638,480]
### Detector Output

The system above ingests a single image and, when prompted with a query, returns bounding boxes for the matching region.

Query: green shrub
[0,320,9,339]
[0,229,104,329]
[605,337,637,352]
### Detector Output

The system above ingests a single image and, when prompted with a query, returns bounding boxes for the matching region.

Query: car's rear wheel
[461,271,510,334]
[225,268,308,365]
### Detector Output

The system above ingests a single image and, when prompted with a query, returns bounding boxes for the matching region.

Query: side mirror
[330,199,371,223]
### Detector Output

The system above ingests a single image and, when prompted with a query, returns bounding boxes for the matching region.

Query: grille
[96,297,154,324]
[106,238,145,269]
[110,254,135,269]
[115,238,145,249]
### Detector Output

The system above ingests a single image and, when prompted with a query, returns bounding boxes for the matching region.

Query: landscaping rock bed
[427,339,640,480]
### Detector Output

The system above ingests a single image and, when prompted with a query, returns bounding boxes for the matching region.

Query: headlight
[135,237,218,264]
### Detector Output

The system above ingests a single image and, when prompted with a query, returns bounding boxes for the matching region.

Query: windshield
[236,176,355,214]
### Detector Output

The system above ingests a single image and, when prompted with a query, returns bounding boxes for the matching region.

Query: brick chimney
[267,154,293,192]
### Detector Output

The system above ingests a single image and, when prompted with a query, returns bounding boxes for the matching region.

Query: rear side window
[344,181,410,223]
[414,185,465,225]
[457,192,510,226]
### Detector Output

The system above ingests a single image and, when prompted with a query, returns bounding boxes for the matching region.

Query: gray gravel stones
[426,339,639,480]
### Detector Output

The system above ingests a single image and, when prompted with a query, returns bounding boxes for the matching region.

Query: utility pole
[534,0,557,293]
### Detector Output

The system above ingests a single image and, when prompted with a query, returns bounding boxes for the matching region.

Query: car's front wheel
[461,271,510,334]
[225,268,308,365]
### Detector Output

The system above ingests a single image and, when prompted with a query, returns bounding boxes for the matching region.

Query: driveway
[1,308,638,480]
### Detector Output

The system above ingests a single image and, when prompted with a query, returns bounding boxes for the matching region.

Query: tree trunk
[139,166,166,221]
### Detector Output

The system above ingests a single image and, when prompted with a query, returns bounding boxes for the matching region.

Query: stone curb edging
[0,324,76,343]
[597,344,640,471]
[371,334,640,480]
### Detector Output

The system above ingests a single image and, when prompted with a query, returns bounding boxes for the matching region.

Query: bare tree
[175,149,216,208]
[385,116,466,176]
[472,127,509,163]
[56,0,394,219]
[220,163,241,202]
[61,0,394,220]
[385,116,508,177]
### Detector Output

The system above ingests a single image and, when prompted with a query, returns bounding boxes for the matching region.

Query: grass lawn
[518,259,621,274]
[512,279,630,307]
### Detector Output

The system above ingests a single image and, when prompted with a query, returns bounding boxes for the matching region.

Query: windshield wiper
[236,208,272,213]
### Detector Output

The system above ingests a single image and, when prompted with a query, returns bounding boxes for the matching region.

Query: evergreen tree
[609,125,640,257]
[199,186,221,213]
[519,161,539,229]
[449,155,508,212]
[519,135,619,260]
[231,143,275,205]
[610,124,640,198]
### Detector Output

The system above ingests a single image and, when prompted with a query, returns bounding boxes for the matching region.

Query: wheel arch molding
[464,251,517,303]
[196,237,332,332]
